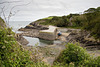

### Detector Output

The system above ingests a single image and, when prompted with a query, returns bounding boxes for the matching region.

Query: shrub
[55,43,90,66]
[0,27,49,67]
[83,56,100,67]
[54,43,100,67]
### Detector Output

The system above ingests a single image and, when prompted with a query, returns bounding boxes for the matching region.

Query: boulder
[15,34,29,45]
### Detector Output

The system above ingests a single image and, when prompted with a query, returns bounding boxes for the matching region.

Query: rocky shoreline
[18,21,49,38]
[17,21,100,65]
[18,28,39,37]
[18,20,100,50]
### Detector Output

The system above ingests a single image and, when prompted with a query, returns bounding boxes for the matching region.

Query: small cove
[9,21,62,46]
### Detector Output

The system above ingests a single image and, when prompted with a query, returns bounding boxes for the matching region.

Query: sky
[0,0,100,21]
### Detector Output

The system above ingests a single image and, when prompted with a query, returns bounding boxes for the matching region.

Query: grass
[43,16,54,20]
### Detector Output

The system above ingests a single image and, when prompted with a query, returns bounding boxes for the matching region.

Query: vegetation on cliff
[0,17,48,67]
[39,6,100,40]
[54,43,100,67]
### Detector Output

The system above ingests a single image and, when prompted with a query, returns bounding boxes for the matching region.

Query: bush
[55,43,90,66]
[0,28,30,66]
[54,43,100,67]
[0,27,49,67]
[83,11,100,40]
[83,56,100,67]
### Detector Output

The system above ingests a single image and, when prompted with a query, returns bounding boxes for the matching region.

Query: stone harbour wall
[39,32,56,40]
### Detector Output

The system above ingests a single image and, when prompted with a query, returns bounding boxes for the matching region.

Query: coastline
[17,20,100,65]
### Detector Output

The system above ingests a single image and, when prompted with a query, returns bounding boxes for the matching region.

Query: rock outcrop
[15,34,29,45]
[65,29,100,48]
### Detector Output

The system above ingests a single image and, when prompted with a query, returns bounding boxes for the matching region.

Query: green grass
[43,16,62,20]
[43,16,54,19]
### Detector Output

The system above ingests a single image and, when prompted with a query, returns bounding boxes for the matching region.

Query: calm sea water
[9,21,61,46]
[9,21,31,32]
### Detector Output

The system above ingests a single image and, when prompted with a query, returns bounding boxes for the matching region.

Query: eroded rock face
[15,34,29,45]
[66,30,100,46]
[18,29,40,37]
[19,20,49,32]
[24,21,49,30]
[25,25,48,30]
[25,25,34,29]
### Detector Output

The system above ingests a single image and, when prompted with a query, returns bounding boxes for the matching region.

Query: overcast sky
[0,0,100,21]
